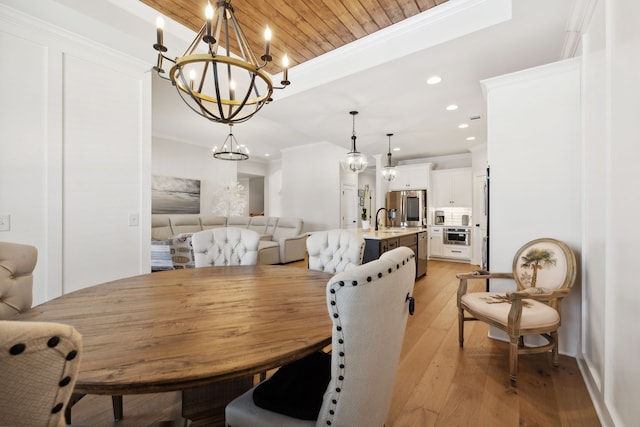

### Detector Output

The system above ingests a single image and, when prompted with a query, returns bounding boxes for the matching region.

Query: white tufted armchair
[306,230,365,274]
[0,242,37,319]
[192,227,261,267]
[225,246,416,426]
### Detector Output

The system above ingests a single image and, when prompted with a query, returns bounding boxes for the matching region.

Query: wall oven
[444,227,470,246]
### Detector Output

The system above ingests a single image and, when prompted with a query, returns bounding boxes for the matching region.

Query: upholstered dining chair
[0,320,83,427]
[456,237,577,384]
[225,246,416,426]
[192,227,261,267]
[306,229,365,274]
[0,241,37,319]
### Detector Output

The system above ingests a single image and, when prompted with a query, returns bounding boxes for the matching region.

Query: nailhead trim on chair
[7,334,79,418]
[323,253,414,426]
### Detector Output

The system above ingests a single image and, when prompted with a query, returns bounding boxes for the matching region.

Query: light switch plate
[128,213,139,227]
[0,214,10,231]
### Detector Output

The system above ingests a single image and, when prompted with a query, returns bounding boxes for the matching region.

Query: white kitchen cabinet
[433,168,472,207]
[428,226,443,257]
[389,164,430,191]
[442,244,471,260]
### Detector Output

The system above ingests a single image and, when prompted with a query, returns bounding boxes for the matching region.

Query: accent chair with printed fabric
[456,237,577,384]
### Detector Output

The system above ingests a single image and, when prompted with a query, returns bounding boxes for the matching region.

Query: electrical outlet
[128,213,139,227]
[0,214,10,231]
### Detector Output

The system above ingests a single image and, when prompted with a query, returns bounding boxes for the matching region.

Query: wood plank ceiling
[140,0,448,74]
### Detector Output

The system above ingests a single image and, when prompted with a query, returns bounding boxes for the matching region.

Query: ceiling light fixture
[213,125,249,160]
[381,133,397,182]
[340,111,368,174]
[426,75,442,85]
[152,1,290,125]
[458,123,469,129]
[446,104,459,111]
[466,136,476,141]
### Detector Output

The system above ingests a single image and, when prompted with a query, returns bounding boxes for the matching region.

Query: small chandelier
[381,133,397,182]
[213,125,249,160]
[340,111,368,174]
[152,1,290,124]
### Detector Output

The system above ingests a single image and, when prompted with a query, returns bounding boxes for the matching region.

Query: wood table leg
[181,377,254,426]
[112,395,123,421]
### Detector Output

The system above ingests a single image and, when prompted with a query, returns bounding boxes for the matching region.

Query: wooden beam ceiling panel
[139,0,448,73]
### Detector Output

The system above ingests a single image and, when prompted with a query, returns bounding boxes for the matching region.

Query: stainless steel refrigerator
[385,189,427,228]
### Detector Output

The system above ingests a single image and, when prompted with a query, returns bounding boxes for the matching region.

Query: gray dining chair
[192,227,261,267]
[225,246,416,426]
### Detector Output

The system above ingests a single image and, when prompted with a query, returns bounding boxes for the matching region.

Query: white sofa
[151,214,307,269]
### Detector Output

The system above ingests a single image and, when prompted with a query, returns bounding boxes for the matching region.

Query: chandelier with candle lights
[152,0,290,125]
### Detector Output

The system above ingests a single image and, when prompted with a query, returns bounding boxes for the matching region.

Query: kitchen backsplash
[434,207,472,226]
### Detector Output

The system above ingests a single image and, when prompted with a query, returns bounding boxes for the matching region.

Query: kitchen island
[358,228,428,278]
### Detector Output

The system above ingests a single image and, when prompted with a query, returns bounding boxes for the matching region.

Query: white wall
[607,0,640,421]
[281,142,344,231]
[580,0,608,420]
[152,138,237,215]
[483,59,582,355]
[267,160,282,217]
[0,3,151,300]
[579,1,640,426]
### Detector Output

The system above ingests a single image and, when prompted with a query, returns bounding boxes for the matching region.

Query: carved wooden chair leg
[458,308,465,347]
[509,337,519,385]
[551,331,559,367]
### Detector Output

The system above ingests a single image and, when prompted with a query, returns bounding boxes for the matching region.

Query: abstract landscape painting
[152,175,200,214]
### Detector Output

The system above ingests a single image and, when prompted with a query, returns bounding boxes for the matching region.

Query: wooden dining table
[16,265,334,426]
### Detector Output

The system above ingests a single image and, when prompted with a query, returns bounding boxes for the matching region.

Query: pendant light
[152,1,291,125]
[213,125,249,160]
[340,111,368,173]
[381,133,397,181]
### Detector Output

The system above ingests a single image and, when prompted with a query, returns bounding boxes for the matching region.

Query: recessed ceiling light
[446,104,458,111]
[393,147,400,151]
[458,123,469,129]
[466,136,476,141]
[426,75,442,85]
[264,153,270,157]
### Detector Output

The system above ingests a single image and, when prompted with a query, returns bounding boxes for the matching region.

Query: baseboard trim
[576,356,615,427]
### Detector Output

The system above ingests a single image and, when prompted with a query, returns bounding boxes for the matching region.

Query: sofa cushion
[152,215,173,241]
[151,240,174,271]
[273,217,303,241]
[200,215,227,230]
[258,240,280,265]
[170,215,202,235]
[171,233,195,268]
[248,216,269,235]
[227,216,251,228]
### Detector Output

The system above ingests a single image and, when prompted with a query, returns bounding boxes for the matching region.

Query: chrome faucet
[375,207,388,231]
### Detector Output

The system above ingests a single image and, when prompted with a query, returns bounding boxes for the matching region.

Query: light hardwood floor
[70,259,600,427]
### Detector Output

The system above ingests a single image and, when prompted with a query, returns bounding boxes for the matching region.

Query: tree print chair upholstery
[456,238,577,384]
